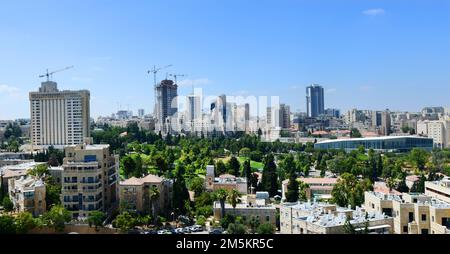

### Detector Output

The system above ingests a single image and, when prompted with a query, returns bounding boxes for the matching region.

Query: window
[432,216,435,222]
[266,216,270,222]
[403,226,408,233]
[372,203,375,209]
[409,212,414,223]
[421,214,427,221]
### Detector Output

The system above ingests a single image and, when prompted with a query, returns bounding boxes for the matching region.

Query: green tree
[45,181,62,210]
[248,216,260,234]
[15,212,37,234]
[239,147,251,158]
[172,163,190,215]
[331,173,372,209]
[227,222,247,234]
[298,180,310,202]
[189,177,205,197]
[149,186,160,224]
[409,148,430,171]
[285,174,299,202]
[214,189,228,218]
[350,128,362,138]
[243,160,252,189]
[113,212,137,233]
[227,189,241,214]
[28,163,49,178]
[43,205,71,232]
[343,216,356,234]
[87,211,106,231]
[261,154,278,197]
[2,196,14,213]
[228,156,241,176]
[0,215,16,234]
[121,156,136,178]
[256,223,275,234]
[216,160,227,175]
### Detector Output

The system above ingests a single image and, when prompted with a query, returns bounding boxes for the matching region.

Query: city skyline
[1,0,449,120]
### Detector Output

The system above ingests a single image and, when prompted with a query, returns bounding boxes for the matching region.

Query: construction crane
[147,65,172,87]
[39,66,74,82]
[168,73,186,85]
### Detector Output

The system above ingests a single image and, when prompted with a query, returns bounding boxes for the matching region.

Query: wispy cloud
[0,84,20,95]
[326,88,337,94]
[178,78,211,87]
[362,8,385,16]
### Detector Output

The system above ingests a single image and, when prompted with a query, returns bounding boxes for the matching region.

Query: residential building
[0,152,33,167]
[61,139,119,219]
[29,81,90,147]
[0,162,46,192]
[8,176,46,216]
[280,202,393,234]
[119,174,173,216]
[325,108,340,118]
[425,177,450,204]
[314,136,433,152]
[417,120,447,148]
[306,84,324,118]
[213,199,276,226]
[365,191,450,234]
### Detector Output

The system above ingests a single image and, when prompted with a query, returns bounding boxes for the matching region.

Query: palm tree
[214,189,228,218]
[227,189,241,215]
[149,186,160,225]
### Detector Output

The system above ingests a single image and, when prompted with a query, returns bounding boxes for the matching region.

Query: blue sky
[0,0,449,119]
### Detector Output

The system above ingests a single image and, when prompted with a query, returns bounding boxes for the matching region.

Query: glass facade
[314,136,433,152]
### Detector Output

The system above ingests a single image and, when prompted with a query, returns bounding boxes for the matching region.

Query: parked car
[183,227,191,233]
[209,228,223,234]
[192,225,203,232]
[174,228,184,234]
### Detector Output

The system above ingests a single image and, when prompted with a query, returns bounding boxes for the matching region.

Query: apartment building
[0,162,46,192]
[280,202,393,234]
[8,176,46,216]
[417,120,447,148]
[61,139,119,219]
[119,174,173,216]
[425,177,450,204]
[213,199,277,226]
[29,81,90,147]
[365,191,450,234]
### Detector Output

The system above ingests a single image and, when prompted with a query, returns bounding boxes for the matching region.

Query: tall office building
[210,94,228,133]
[29,81,90,147]
[371,111,382,127]
[267,104,290,129]
[306,84,325,118]
[138,109,145,118]
[381,110,392,136]
[61,138,119,219]
[280,104,291,129]
[155,79,178,132]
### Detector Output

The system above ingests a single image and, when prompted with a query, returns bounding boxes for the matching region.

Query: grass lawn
[238,156,264,171]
